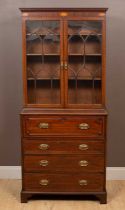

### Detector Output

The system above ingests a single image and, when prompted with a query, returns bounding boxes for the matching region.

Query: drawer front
[24,154,104,173]
[23,116,104,137]
[23,139,104,155]
[24,173,104,192]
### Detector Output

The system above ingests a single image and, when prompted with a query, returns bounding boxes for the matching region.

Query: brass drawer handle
[39,160,48,167]
[79,160,88,167]
[39,144,49,150]
[40,179,49,186]
[79,123,90,130]
[38,123,49,129]
[79,144,89,151]
[79,180,88,186]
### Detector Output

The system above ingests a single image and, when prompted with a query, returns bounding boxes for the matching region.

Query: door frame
[22,16,64,108]
[63,17,106,109]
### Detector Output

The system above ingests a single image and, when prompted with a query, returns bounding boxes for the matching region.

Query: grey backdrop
[0,0,125,166]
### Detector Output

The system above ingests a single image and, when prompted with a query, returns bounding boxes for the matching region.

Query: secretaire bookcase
[20,8,108,204]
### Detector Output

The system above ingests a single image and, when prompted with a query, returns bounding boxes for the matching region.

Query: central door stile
[60,18,65,107]
[63,19,68,108]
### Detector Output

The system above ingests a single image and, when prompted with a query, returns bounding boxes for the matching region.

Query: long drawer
[23,139,104,154]
[24,154,104,173]
[23,116,105,137]
[24,173,104,192]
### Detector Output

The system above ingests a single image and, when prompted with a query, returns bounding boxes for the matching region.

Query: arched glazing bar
[68,20,102,104]
[26,20,60,104]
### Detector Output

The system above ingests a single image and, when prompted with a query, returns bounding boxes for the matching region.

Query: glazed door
[25,19,64,107]
[64,19,103,107]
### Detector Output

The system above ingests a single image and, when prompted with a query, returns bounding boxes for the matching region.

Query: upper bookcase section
[20,8,108,108]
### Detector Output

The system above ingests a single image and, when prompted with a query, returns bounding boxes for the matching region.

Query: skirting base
[21,190,107,204]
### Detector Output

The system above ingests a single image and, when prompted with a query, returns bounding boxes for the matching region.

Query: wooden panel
[23,173,104,192]
[27,80,60,104]
[23,116,104,137]
[21,108,108,115]
[24,154,104,173]
[27,58,60,80]
[68,80,102,105]
[20,9,106,19]
[23,139,104,155]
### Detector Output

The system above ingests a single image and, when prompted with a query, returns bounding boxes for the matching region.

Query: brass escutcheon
[64,62,68,70]
[60,61,63,70]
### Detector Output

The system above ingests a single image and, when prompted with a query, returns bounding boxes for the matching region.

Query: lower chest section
[21,114,106,193]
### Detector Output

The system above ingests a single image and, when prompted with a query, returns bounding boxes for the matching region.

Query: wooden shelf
[28,78,60,80]
[26,33,60,36]
[69,77,101,81]
[26,33,102,36]
[27,53,60,56]
[27,53,101,57]
[68,33,102,36]
[69,53,102,56]
[27,77,101,81]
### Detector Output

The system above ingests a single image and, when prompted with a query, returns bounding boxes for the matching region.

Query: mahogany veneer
[20,8,108,204]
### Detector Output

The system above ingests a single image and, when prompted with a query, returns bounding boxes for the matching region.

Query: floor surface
[0,180,125,210]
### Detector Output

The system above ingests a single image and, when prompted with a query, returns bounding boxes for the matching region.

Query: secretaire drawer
[23,139,104,154]
[24,154,104,173]
[22,116,105,137]
[24,173,104,192]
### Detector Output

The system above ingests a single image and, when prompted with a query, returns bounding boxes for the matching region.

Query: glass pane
[26,20,61,104]
[68,21,102,105]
